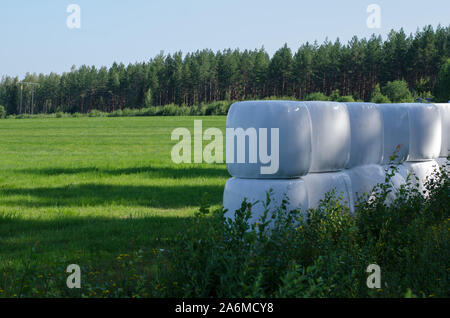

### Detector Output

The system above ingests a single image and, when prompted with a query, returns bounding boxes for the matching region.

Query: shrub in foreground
[155,159,449,298]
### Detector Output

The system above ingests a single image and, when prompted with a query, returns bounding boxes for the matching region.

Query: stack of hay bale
[223,101,312,225]
[343,102,386,204]
[223,101,449,222]
[396,103,442,196]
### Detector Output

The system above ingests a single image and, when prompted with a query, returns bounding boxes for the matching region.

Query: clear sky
[1,0,449,79]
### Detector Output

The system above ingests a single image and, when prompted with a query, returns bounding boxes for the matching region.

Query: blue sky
[1,0,449,78]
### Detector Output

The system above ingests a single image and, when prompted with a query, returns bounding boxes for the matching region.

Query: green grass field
[0,116,228,292]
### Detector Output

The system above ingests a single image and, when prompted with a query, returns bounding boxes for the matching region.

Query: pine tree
[434,58,450,102]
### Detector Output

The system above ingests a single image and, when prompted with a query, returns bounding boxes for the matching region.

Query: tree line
[1,25,449,115]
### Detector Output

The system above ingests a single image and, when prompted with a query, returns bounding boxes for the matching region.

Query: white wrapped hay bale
[345,165,386,202]
[407,104,441,161]
[344,103,384,168]
[402,160,440,196]
[302,172,354,213]
[435,103,450,157]
[223,177,309,224]
[384,164,409,192]
[226,101,312,178]
[346,164,406,205]
[378,104,410,164]
[304,101,351,172]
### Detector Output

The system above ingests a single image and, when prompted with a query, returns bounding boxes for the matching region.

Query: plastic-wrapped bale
[384,164,409,193]
[402,160,440,196]
[406,104,441,161]
[226,101,312,178]
[345,165,385,202]
[344,103,384,168]
[346,164,405,205]
[378,104,410,164]
[304,101,351,172]
[223,177,309,225]
[302,172,354,213]
[435,103,450,157]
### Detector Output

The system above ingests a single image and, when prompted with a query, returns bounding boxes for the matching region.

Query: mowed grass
[0,116,228,274]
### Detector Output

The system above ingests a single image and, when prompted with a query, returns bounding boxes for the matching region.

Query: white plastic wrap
[302,172,354,213]
[345,103,384,168]
[226,101,312,178]
[223,101,446,217]
[402,160,440,196]
[304,101,351,172]
[345,165,386,202]
[435,103,450,157]
[407,104,441,161]
[223,177,309,224]
[378,104,410,164]
[385,164,409,192]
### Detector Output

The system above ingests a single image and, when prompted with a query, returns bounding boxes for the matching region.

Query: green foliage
[88,109,107,117]
[383,80,414,102]
[329,89,341,101]
[1,25,447,115]
[413,90,434,102]
[370,84,391,103]
[336,95,356,102]
[434,59,450,102]
[304,92,329,101]
[328,89,355,102]
[3,101,234,119]
[414,77,433,95]
[0,105,5,118]
[144,89,153,107]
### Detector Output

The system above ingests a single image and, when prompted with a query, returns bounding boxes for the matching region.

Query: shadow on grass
[0,215,201,263]
[0,183,225,208]
[15,165,230,179]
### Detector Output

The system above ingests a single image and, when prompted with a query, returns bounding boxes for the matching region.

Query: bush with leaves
[370,84,391,103]
[158,156,449,298]
[329,89,356,103]
[383,80,414,103]
[303,92,329,101]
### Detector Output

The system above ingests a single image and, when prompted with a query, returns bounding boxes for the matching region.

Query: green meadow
[0,116,228,292]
